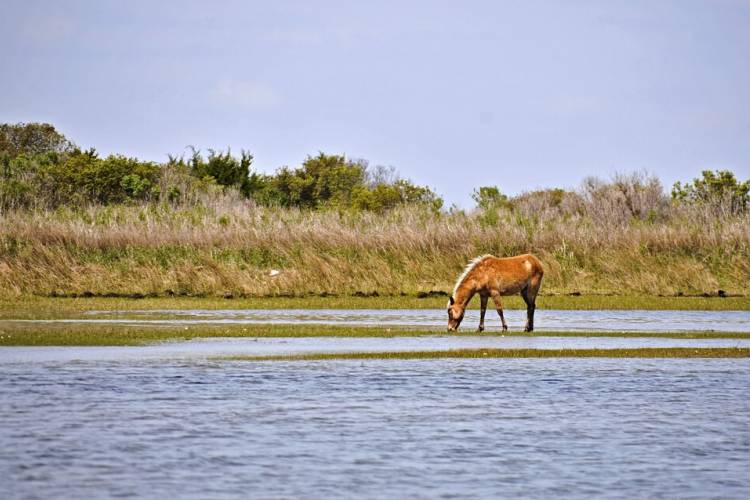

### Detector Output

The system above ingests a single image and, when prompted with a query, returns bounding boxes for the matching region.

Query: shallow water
[2,358,749,498]
[2,335,750,363]
[55,308,750,332]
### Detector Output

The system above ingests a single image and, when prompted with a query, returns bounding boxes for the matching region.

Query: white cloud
[213,79,281,111]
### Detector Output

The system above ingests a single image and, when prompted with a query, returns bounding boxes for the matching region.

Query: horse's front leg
[490,293,508,331]
[478,294,488,332]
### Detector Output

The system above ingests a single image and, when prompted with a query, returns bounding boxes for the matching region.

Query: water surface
[2,335,750,363]
[2,358,749,498]
[66,308,750,332]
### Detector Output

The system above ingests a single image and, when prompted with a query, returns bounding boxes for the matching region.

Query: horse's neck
[455,284,476,310]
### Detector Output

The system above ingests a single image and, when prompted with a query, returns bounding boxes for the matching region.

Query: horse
[447,253,544,332]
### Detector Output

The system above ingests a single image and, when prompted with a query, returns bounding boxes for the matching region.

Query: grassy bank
[228,347,750,361]
[0,295,749,321]
[1,322,749,346]
[1,203,748,298]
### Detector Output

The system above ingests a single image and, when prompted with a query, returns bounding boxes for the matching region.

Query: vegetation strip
[2,124,749,298]
[1,295,748,322]
[224,348,750,361]
[1,322,749,346]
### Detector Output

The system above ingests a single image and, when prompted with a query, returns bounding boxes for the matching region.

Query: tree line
[1,122,747,216]
[0,123,442,212]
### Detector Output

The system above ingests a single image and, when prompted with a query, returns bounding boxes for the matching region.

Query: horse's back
[491,253,543,276]
[481,253,543,294]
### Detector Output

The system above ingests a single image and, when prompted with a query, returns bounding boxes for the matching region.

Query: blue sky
[2,0,749,207]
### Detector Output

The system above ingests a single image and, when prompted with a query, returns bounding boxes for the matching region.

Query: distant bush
[0,123,76,209]
[44,150,161,205]
[0,122,75,158]
[472,186,509,211]
[246,153,442,211]
[672,170,750,215]
[155,160,239,208]
[0,122,442,213]
[3,122,746,226]
[510,188,584,222]
[172,148,255,197]
[475,172,669,227]
[351,179,443,212]
[253,153,367,208]
[581,171,667,225]
[1,148,161,209]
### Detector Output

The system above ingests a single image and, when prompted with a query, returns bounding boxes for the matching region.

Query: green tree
[672,170,749,214]
[39,150,160,205]
[301,153,367,207]
[255,153,366,208]
[0,122,74,158]
[472,186,509,210]
[0,122,445,212]
[187,148,255,196]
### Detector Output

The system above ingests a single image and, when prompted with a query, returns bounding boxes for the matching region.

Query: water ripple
[69,308,750,332]
[1,359,749,498]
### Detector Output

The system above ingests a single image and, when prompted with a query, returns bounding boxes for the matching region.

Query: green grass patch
[0,294,747,321]
[227,347,750,361]
[1,322,749,346]
[0,323,409,346]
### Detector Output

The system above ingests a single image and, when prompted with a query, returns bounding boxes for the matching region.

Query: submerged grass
[1,322,749,346]
[227,347,750,361]
[0,294,748,321]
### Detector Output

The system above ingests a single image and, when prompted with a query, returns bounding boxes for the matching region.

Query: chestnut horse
[447,254,544,332]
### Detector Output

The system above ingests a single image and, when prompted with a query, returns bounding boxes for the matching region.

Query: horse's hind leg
[478,294,488,332]
[522,276,542,332]
[521,289,534,332]
[490,292,508,331]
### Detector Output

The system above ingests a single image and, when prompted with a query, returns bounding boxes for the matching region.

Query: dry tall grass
[1,193,748,297]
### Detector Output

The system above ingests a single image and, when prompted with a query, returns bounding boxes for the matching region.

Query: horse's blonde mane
[451,254,493,298]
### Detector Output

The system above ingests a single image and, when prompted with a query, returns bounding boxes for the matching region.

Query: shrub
[39,150,161,205]
[581,172,667,226]
[0,154,46,209]
[256,153,367,208]
[472,186,509,211]
[510,188,584,223]
[186,148,254,196]
[0,122,75,158]
[672,170,750,215]
[1,122,444,213]
[248,153,442,211]
[351,181,442,212]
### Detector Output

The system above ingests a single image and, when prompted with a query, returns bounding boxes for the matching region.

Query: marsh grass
[227,347,750,361]
[1,321,749,346]
[0,323,411,346]
[0,295,748,322]
[0,202,748,298]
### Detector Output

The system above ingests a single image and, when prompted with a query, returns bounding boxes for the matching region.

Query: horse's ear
[449,296,454,306]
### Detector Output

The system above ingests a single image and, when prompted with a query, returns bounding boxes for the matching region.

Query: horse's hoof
[502,326,508,332]
[477,327,484,333]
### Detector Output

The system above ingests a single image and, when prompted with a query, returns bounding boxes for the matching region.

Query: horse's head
[447,296,465,331]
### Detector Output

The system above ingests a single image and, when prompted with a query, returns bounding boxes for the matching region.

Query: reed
[0,200,748,298]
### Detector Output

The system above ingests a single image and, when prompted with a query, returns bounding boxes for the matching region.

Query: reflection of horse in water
[447,254,544,332]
